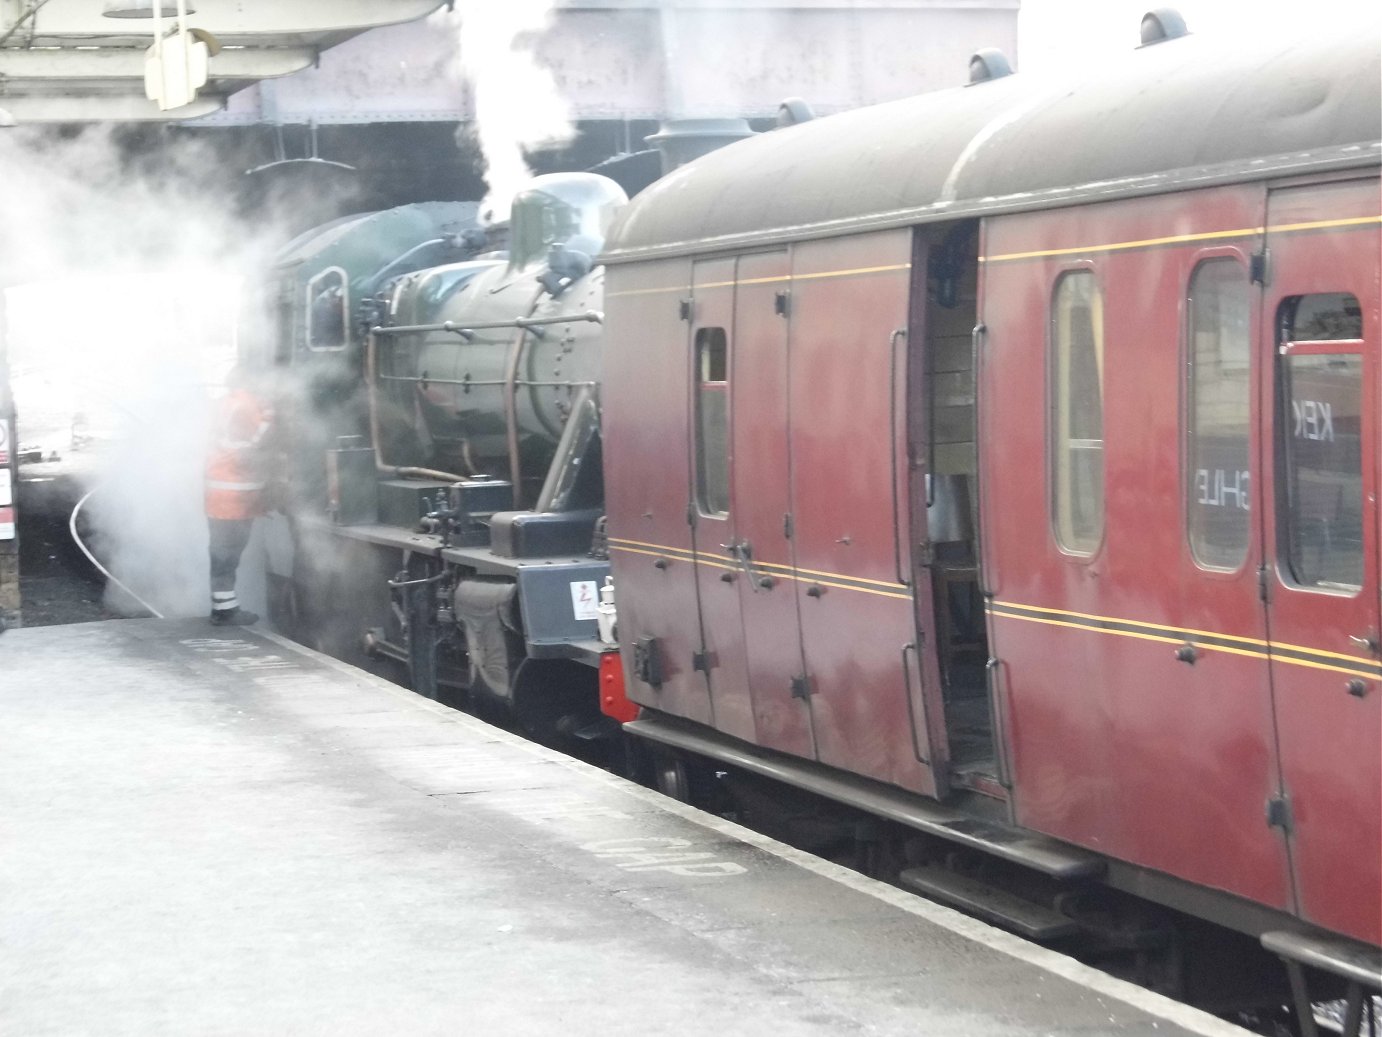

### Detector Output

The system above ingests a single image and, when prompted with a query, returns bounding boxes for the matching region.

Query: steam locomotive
[253,10,1381,1032]
[250,175,631,745]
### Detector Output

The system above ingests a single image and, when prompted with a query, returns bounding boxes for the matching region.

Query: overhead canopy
[604,16,1382,263]
[0,0,443,122]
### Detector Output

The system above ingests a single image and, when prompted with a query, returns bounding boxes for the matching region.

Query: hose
[69,487,165,619]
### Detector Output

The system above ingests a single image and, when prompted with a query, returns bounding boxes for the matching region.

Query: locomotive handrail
[377,374,597,390]
[370,311,604,337]
[368,310,605,506]
[365,327,473,484]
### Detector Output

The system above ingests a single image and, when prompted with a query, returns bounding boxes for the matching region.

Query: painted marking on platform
[180,638,259,653]
[180,638,335,688]
[472,792,635,824]
[211,654,299,673]
[582,836,747,878]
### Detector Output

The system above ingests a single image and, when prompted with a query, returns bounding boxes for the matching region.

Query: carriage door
[688,257,756,743]
[727,251,815,759]
[1260,179,1381,944]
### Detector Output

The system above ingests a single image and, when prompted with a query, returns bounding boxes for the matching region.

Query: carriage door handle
[721,540,775,592]
[1348,634,1378,654]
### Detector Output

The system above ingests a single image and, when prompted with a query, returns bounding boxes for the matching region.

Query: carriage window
[1283,292,1363,341]
[696,327,730,515]
[1050,271,1105,555]
[1187,260,1252,570]
[1280,348,1364,592]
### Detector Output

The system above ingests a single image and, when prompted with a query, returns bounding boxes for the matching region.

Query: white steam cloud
[451,0,573,221]
[0,125,304,621]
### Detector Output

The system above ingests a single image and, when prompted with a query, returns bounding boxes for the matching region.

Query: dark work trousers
[208,517,254,615]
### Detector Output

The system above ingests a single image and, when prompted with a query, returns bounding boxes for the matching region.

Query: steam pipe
[390,464,473,482]
[365,236,454,287]
[502,322,528,509]
[365,327,471,484]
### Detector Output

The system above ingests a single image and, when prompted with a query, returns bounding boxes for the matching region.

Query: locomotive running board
[625,715,1105,881]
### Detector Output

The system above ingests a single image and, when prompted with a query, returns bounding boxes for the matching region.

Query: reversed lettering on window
[1293,399,1335,442]
[1195,469,1251,510]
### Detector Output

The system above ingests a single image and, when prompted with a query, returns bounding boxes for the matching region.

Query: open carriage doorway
[911,221,997,791]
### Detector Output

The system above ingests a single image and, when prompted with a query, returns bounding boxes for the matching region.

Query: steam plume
[450,0,573,222]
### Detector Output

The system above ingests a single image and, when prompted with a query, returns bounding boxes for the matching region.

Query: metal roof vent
[1139,8,1190,46]
[776,97,816,128]
[967,48,1013,85]
[645,118,754,175]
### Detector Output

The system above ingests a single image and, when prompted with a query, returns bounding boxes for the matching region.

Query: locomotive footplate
[289,518,610,701]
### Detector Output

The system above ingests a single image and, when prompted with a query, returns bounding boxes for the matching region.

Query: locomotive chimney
[645,118,754,176]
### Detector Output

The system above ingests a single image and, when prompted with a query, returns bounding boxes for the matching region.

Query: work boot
[209,607,259,627]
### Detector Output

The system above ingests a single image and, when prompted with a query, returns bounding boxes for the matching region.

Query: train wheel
[653,750,692,802]
[510,658,601,749]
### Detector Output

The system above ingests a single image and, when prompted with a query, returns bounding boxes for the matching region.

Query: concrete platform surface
[0,619,1251,1036]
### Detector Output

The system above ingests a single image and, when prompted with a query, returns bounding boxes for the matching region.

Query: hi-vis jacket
[205,388,273,520]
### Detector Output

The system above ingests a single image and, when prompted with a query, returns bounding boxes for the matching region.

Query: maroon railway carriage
[599,12,1381,1014]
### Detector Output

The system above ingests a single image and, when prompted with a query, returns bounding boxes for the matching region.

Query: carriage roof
[603,16,1381,263]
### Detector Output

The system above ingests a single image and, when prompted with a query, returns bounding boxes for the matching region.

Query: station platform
[1,619,1251,1036]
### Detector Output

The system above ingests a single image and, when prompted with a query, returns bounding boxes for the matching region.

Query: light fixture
[102,0,195,18]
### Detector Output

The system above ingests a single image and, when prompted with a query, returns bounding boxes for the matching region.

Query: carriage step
[625,713,1105,880]
[898,866,1079,941]
[1261,930,1382,989]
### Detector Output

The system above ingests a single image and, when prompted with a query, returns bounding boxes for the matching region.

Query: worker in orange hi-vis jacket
[205,365,275,626]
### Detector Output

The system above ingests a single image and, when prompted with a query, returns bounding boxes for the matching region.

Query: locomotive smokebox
[384,174,627,502]
[645,118,754,175]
